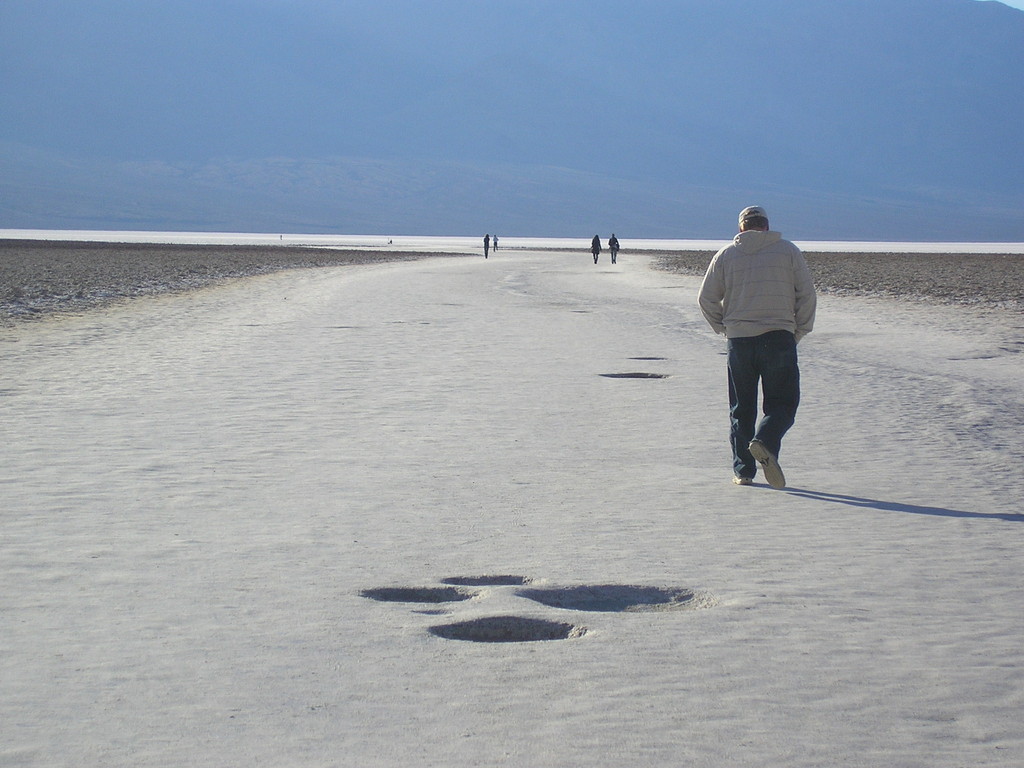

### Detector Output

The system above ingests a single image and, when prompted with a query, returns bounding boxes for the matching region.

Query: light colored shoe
[748,439,786,489]
[732,476,753,486]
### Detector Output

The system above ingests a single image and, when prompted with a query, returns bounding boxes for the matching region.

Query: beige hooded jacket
[698,230,817,341]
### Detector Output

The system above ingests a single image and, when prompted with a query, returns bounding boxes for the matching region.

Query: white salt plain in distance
[3,228,1023,254]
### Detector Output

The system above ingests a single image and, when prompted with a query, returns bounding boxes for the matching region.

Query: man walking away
[609,233,620,264]
[697,206,816,489]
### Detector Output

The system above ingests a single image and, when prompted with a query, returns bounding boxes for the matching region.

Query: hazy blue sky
[2,0,1022,239]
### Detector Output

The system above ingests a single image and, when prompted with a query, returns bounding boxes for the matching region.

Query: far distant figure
[609,234,620,264]
[493,235,498,251]
[483,234,490,259]
[591,235,601,264]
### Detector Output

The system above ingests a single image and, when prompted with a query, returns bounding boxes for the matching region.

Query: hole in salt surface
[442,575,532,586]
[517,584,698,612]
[360,586,476,604]
[429,616,586,643]
[599,372,670,379]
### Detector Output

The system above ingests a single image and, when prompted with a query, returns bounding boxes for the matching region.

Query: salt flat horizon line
[2,229,1023,255]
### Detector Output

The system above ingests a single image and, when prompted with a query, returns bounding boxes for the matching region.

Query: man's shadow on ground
[784,488,1023,522]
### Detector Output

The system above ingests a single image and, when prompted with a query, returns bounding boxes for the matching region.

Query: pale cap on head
[738,206,768,228]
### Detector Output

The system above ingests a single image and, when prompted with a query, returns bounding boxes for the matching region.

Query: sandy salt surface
[2,249,1023,767]
[0,240,460,325]
[5,240,1024,326]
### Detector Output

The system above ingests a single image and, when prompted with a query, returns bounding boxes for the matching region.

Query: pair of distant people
[591,234,620,264]
[483,234,498,257]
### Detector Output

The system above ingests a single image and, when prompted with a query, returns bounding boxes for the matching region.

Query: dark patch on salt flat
[429,616,586,643]
[360,586,476,603]
[442,575,533,586]
[599,372,670,379]
[517,584,697,612]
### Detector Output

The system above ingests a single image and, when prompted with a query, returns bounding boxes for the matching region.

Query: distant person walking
[608,234,620,264]
[483,234,490,259]
[493,235,498,251]
[697,206,816,489]
[591,235,602,264]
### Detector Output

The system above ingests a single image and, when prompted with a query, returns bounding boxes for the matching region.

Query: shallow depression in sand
[517,584,699,612]
[441,575,533,586]
[429,616,587,643]
[360,586,477,604]
[599,372,670,379]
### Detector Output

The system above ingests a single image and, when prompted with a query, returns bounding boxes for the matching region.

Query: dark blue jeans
[727,330,800,479]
